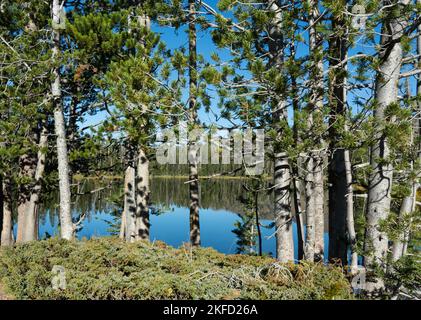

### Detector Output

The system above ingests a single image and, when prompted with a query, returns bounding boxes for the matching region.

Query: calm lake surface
[19,178,333,260]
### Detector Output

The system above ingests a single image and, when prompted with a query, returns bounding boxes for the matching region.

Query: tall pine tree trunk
[123,165,136,242]
[391,196,413,261]
[119,202,126,240]
[364,0,410,291]
[345,146,358,273]
[291,37,305,260]
[121,10,151,243]
[16,153,35,243]
[305,0,325,262]
[52,0,73,240]
[391,19,421,260]
[15,3,46,244]
[314,155,325,261]
[22,126,48,242]
[304,152,315,261]
[328,15,358,269]
[268,0,294,262]
[135,147,150,240]
[137,13,151,241]
[134,13,151,242]
[328,4,348,264]
[1,181,13,246]
[188,0,201,247]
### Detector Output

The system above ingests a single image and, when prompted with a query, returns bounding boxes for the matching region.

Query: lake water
[21,177,333,260]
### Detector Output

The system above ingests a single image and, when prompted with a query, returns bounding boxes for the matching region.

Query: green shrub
[0,237,353,300]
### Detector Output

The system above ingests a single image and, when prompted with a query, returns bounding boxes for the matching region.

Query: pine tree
[325,0,351,265]
[0,0,52,244]
[304,0,326,262]
[52,0,74,240]
[363,0,414,293]
[187,0,201,247]
[86,1,184,242]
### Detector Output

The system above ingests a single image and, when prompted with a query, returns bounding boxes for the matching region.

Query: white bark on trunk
[391,0,421,262]
[0,205,13,246]
[307,0,325,262]
[16,154,35,243]
[391,35,420,260]
[1,183,13,246]
[188,0,201,247]
[365,44,398,270]
[189,147,201,246]
[16,204,27,243]
[119,201,126,240]
[22,127,48,242]
[391,196,412,261]
[340,41,358,271]
[135,147,150,241]
[274,153,294,262]
[293,171,305,259]
[364,0,410,291]
[124,166,136,242]
[268,1,294,262]
[304,153,315,261]
[345,148,358,273]
[314,155,325,261]
[52,0,74,240]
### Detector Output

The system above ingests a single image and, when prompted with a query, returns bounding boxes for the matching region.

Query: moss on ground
[0,238,353,300]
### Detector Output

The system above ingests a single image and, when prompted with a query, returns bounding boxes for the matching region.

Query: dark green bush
[0,237,353,300]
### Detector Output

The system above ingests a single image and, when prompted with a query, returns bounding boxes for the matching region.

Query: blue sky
[84,0,234,130]
[81,1,420,135]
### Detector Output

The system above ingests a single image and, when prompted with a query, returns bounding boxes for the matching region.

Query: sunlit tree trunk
[1,181,13,247]
[22,126,48,242]
[337,22,358,271]
[133,12,151,242]
[304,151,315,261]
[135,147,150,240]
[314,155,325,261]
[268,0,294,262]
[345,147,358,273]
[364,0,410,291]
[16,203,26,243]
[188,0,201,247]
[12,4,45,244]
[119,204,126,240]
[391,196,412,261]
[123,165,136,242]
[52,0,74,240]
[305,0,325,262]
[391,20,421,260]
[16,153,35,243]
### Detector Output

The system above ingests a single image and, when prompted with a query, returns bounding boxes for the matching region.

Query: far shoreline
[72,174,263,181]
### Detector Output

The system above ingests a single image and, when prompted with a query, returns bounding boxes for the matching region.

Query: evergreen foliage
[0,237,353,300]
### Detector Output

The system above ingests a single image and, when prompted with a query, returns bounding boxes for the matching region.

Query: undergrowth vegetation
[0,238,353,300]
